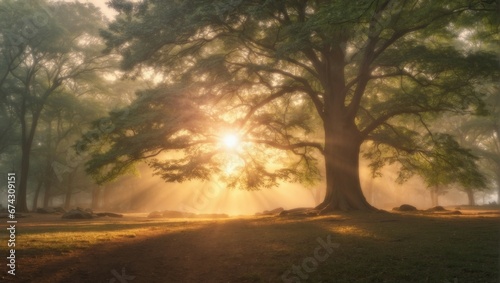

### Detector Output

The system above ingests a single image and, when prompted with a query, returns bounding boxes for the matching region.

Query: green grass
[2,211,499,282]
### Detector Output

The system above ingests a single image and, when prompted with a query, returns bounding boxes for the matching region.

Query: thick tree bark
[316,116,374,212]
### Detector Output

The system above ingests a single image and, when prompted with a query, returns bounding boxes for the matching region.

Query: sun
[222,133,240,149]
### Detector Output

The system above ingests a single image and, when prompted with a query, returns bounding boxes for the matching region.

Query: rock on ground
[392,204,418,212]
[62,209,93,219]
[426,206,447,212]
[256,207,284,216]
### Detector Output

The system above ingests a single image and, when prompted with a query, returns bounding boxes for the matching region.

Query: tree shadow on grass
[14,213,500,283]
[17,216,343,282]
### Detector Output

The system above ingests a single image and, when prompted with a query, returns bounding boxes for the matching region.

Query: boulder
[392,204,417,212]
[426,206,447,212]
[260,207,284,215]
[62,209,93,219]
[53,207,67,213]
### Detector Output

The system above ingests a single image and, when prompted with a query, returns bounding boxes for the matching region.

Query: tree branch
[249,139,324,155]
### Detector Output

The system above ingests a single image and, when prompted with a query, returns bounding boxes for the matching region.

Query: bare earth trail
[2,209,499,283]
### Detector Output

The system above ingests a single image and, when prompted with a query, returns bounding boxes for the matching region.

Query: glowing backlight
[222,134,239,149]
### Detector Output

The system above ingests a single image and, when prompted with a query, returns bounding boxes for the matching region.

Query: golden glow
[222,133,239,149]
[222,154,244,176]
[224,163,237,175]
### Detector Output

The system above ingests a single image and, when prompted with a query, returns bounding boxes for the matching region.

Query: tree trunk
[17,144,31,212]
[497,173,500,205]
[430,187,439,207]
[32,178,43,211]
[465,188,475,206]
[316,117,374,212]
[63,186,72,209]
[92,186,101,209]
[64,171,75,210]
[42,172,53,208]
[17,100,42,212]
[43,119,53,209]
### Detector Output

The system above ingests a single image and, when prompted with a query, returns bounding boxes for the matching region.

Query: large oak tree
[90,0,499,211]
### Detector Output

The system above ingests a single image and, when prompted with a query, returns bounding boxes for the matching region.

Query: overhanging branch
[248,139,324,155]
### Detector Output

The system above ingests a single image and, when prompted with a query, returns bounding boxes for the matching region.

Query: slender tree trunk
[465,188,475,206]
[316,116,374,212]
[63,186,73,209]
[18,101,43,212]
[64,171,75,210]
[103,185,112,210]
[15,66,60,213]
[18,144,31,212]
[92,186,101,209]
[17,94,30,213]
[497,173,500,204]
[32,178,43,210]
[430,187,439,207]
[43,120,53,209]
[42,170,53,208]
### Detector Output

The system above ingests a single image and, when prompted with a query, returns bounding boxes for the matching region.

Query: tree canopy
[0,0,113,211]
[86,0,499,211]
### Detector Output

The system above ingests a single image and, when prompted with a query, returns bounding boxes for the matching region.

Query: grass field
[1,208,499,283]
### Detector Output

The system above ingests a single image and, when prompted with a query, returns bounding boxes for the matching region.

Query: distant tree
[392,133,487,206]
[458,89,500,204]
[0,0,112,212]
[90,0,499,212]
[31,90,103,209]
